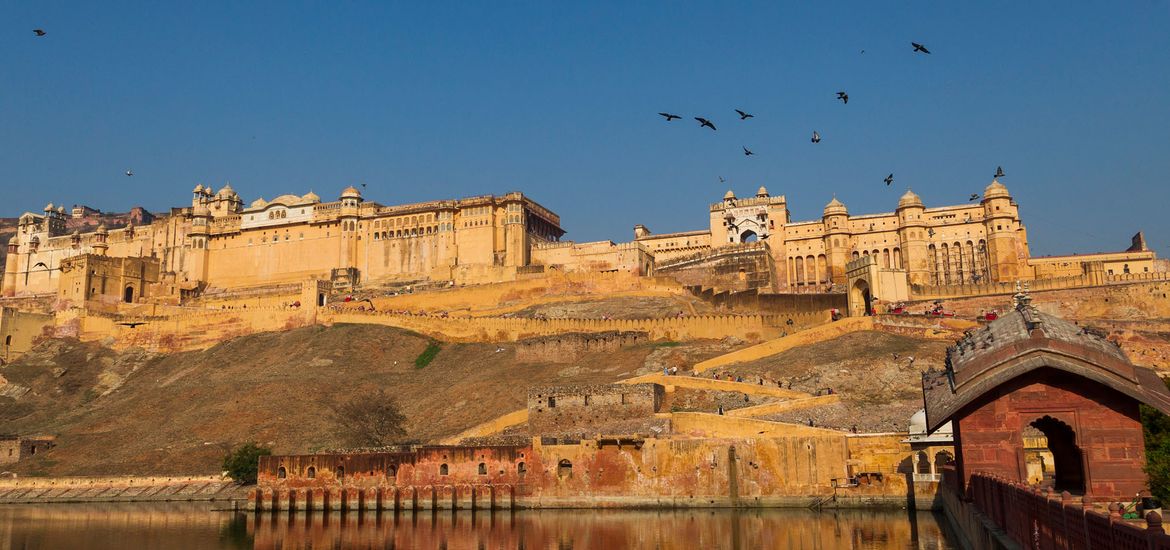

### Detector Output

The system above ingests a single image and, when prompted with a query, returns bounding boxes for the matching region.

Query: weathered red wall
[954,368,1147,501]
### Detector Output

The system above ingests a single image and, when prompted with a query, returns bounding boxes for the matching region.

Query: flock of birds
[29,29,992,199]
[656,40,1004,201]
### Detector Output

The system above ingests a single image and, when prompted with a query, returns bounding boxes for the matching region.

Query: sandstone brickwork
[526,384,664,434]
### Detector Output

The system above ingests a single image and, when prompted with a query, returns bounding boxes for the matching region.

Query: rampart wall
[526,383,663,434]
[514,331,648,363]
[322,310,784,343]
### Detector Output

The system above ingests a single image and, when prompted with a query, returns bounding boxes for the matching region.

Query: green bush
[222,442,272,485]
[415,341,441,369]
[1143,377,1170,502]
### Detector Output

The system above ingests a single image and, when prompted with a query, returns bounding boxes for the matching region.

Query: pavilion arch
[1027,415,1085,493]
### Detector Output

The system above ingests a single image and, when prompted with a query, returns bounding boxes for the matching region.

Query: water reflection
[0,503,959,549]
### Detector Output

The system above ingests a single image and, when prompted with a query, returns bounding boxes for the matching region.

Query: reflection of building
[922,291,1170,500]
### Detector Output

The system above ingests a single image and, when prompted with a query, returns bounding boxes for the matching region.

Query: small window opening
[306,466,316,479]
[557,459,572,478]
[478,463,487,475]
[440,463,449,476]
[517,462,527,478]
[277,467,287,479]
[336,466,344,480]
[548,397,556,408]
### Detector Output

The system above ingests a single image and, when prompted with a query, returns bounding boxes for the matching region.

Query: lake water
[0,502,960,549]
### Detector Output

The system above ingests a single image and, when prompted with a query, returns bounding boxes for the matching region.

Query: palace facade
[634,180,1160,292]
[2,184,565,300]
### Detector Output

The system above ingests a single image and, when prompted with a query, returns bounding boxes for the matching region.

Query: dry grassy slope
[0,324,712,476]
[719,331,951,433]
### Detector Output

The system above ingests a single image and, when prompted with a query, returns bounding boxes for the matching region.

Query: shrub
[332,389,408,447]
[415,341,441,369]
[222,443,272,485]
[1143,377,1170,502]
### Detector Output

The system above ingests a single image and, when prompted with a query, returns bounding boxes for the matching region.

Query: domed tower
[2,236,19,297]
[895,189,930,285]
[187,204,211,282]
[821,197,850,284]
[338,186,364,272]
[42,203,66,236]
[93,224,109,256]
[981,180,1028,282]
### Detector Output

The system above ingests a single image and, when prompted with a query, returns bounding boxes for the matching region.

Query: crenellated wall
[514,331,648,363]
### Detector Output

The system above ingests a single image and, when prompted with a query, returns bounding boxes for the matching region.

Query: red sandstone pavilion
[923,288,1170,548]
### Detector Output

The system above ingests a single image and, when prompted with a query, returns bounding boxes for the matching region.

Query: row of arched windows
[849,248,903,270]
[928,240,989,285]
[373,226,439,240]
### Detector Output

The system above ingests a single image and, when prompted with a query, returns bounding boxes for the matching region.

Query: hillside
[0,324,736,476]
[714,331,951,432]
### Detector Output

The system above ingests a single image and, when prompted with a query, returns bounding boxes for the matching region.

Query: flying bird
[884,174,894,186]
[658,112,681,121]
[718,176,726,183]
[117,321,147,329]
[735,109,754,120]
[33,29,46,37]
[969,193,980,201]
[811,131,821,143]
[836,91,849,104]
[33,262,47,269]
[912,42,931,54]
[125,169,133,177]
[994,166,1005,179]
[695,117,716,130]
[743,146,754,156]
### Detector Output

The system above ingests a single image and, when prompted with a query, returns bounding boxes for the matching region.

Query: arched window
[1124,264,1131,274]
[517,462,527,478]
[123,286,134,303]
[306,466,316,479]
[336,466,344,480]
[557,459,572,478]
[440,463,449,476]
[277,467,286,479]
[478,462,487,475]
[882,249,890,269]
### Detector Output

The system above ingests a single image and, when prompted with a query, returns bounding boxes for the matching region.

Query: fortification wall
[902,280,1170,320]
[658,242,774,292]
[695,287,846,318]
[514,331,648,363]
[526,384,663,434]
[366,271,684,317]
[253,433,871,509]
[0,307,54,363]
[64,306,314,353]
[323,310,783,343]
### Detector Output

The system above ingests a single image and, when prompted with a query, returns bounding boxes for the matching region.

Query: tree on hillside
[332,389,408,447]
[222,442,272,485]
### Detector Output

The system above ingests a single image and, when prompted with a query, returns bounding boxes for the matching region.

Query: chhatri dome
[723,189,736,200]
[302,191,320,203]
[823,196,848,216]
[756,186,769,197]
[340,186,363,199]
[984,179,1010,200]
[193,184,204,193]
[897,189,924,209]
[250,198,268,209]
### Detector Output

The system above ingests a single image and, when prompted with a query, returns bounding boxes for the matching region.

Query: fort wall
[526,384,663,434]
[514,331,648,363]
[0,307,54,363]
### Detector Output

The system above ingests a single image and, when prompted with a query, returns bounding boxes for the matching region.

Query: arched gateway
[921,290,1170,501]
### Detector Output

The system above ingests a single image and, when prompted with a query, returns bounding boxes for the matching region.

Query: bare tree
[331,389,407,447]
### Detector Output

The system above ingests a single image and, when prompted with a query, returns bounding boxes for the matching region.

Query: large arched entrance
[123,286,135,303]
[850,279,872,317]
[1028,416,1085,494]
[740,230,758,243]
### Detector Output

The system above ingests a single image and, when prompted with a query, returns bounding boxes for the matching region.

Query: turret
[502,197,527,267]
[1,238,19,297]
[821,197,850,284]
[93,224,109,256]
[981,180,1027,281]
[895,189,931,285]
[338,186,364,270]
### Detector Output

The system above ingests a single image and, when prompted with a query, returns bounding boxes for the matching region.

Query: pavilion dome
[984,180,1010,200]
[341,186,363,199]
[756,186,769,197]
[302,191,321,203]
[897,189,924,209]
[823,197,848,217]
[250,198,268,209]
[723,190,736,200]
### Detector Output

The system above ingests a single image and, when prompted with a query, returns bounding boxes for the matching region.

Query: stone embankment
[0,475,246,504]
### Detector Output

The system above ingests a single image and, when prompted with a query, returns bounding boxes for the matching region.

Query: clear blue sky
[2,2,1168,257]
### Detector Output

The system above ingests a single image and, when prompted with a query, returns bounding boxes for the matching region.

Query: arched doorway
[317,292,326,307]
[123,286,135,303]
[850,279,872,317]
[1028,416,1085,493]
[741,230,758,243]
